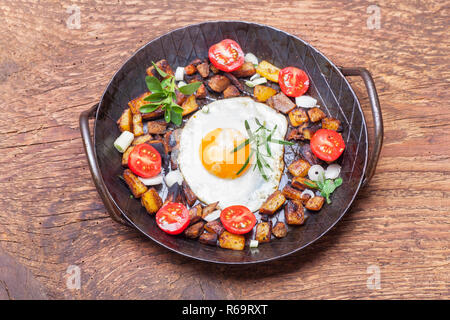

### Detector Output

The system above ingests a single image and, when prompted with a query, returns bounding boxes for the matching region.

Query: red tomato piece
[208,39,244,72]
[156,202,190,235]
[220,205,256,235]
[310,129,346,162]
[278,67,310,97]
[128,143,161,178]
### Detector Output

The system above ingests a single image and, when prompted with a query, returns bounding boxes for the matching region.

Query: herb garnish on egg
[232,118,293,181]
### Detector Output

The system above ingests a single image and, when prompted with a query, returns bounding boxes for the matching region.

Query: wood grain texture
[0,0,448,299]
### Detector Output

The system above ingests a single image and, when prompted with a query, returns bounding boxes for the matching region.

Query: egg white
[178,97,288,212]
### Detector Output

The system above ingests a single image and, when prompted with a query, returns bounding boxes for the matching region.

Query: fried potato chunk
[272,222,287,238]
[184,221,205,239]
[199,232,218,246]
[223,85,240,98]
[219,231,245,250]
[181,95,199,116]
[284,200,307,225]
[208,75,231,92]
[141,188,163,214]
[305,196,325,211]
[204,220,225,236]
[288,108,309,127]
[254,85,277,102]
[123,169,148,198]
[322,117,341,131]
[307,107,326,122]
[255,221,272,243]
[267,92,296,114]
[282,185,310,204]
[132,113,144,137]
[256,60,280,82]
[292,176,317,190]
[259,190,286,215]
[232,62,256,78]
[188,203,203,225]
[117,108,133,132]
[288,159,311,177]
[146,59,174,78]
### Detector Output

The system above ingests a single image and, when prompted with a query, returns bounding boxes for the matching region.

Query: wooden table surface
[0,0,448,300]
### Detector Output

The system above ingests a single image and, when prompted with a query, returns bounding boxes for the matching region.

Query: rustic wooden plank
[0,0,448,299]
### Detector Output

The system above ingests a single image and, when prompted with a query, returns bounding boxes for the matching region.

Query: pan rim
[93,20,369,264]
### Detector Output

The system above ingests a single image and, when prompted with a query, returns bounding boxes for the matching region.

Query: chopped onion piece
[164,169,183,187]
[175,67,184,81]
[113,131,134,153]
[249,240,259,248]
[244,53,258,66]
[138,174,163,186]
[252,77,267,85]
[245,80,256,88]
[295,95,317,108]
[301,189,315,199]
[177,81,187,88]
[202,106,209,113]
[203,210,221,222]
[250,73,261,81]
[325,164,341,180]
[308,165,325,182]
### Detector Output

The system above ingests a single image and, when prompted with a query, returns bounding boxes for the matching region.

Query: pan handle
[340,67,383,187]
[79,104,132,226]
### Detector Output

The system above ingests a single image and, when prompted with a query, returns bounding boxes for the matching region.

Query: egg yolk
[200,128,251,179]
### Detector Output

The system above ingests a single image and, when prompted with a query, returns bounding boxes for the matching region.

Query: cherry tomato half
[220,205,256,235]
[156,202,190,235]
[310,129,346,162]
[208,39,244,72]
[278,67,310,97]
[128,143,161,178]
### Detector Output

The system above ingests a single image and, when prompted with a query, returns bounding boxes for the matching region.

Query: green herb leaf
[144,92,166,102]
[178,81,202,95]
[236,149,254,176]
[145,76,163,93]
[170,109,182,126]
[268,138,294,146]
[151,61,168,78]
[334,177,343,187]
[164,107,171,123]
[231,138,251,153]
[140,104,160,113]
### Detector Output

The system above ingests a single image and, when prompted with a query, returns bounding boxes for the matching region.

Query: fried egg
[178,97,288,212]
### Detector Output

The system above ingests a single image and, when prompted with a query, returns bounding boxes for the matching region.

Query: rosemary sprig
[232,118,294,181]
[139,61,201,126]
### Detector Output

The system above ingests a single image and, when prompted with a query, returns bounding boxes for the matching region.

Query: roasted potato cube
[132,113,144,137]
[288,108,309,127]
[302,127,314,140]
[199,232,218,246]
[189,58,202,66]
[219,231,245,251]
[307,107,326,122]
[188,203,203,225]
[267,92,296,114]
[256,60,280,82]
[184,64,197,75]
[254,85,277,102]
[272,222,287,238]
[146,59,174,78]
[117,108,133,132]
[196,62,210,78]
[128,92,164,120]
[284,200,307,225]
[286,128,301,141]
[123,169,148,198]
[210,64,220,74]
[322,117,341,131]
[182,181,197,206]
[141,188,163,214]
[181,95,199,116]
[132,134,152,146]
[146,120,167,134]
[255,221,272,243]
[259,190,286,215]
[204,220,225,235]
[208,75,231,92]
[223,85,240,98]
[175,89,187,105]
[282,185,310,204]
[202,201,219,219]
[122,146,134,167]
[288,159,311,177]
[292,176,317,190]
[184,221,205,239]
[305,196,325,211]
[232,62,256,78]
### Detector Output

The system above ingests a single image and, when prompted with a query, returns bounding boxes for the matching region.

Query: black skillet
[79,21,383,264]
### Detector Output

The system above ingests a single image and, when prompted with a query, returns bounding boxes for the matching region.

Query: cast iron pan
[79,21,383,264]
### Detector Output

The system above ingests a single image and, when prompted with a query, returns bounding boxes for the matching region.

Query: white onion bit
[308,165,325,182]
[244,53,258,66]
[203,210,221,222]
[138,174,163,186]
[325,164,341,180]
[175,67,185,81]
[295,95,317,108]
[164,169,183,187]
[249,240,259,248]
[301,189,316,199]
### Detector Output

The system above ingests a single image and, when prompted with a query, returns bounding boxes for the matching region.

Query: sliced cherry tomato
[278,67,310,97]
[310,129,346,162]
[208,39,244,72]
[156,202,190,235]
[128,143,161,178]
[220,205,256,235]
